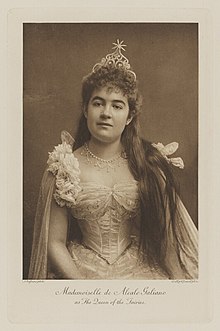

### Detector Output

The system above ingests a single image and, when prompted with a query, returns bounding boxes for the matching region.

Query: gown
[28,131,198,280]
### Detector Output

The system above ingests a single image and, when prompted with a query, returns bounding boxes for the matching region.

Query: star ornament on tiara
[92,39,137,81]
[112,39,127,51]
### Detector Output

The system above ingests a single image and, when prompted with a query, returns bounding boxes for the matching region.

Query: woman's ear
[126,118,132,125]
[126,111,135,125]
[83,107,88,119]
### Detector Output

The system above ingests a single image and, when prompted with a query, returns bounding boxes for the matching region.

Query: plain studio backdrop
[23,23,198,279]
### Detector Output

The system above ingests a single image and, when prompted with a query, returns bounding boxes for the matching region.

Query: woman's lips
[97,122,113,127]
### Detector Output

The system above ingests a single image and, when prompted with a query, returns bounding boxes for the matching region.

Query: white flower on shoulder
[47,142,81,207]
[47,142,73,170]
[63,153,79,178]
[54,171,81,208]
[152,142,184,169]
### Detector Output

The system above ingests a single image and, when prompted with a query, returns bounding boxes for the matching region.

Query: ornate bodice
[30,131,198,280]
[47,131,185,267]
[70,181,139,264]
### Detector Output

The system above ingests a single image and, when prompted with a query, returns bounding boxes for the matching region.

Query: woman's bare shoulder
[73,146,84,159]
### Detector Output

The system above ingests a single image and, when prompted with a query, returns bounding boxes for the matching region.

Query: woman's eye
[93,101,102,107]
[113,104,123,110]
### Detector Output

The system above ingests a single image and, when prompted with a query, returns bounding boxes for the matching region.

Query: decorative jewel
[92,39,136,81]
[82,142,127,173]
[152,142,184,169]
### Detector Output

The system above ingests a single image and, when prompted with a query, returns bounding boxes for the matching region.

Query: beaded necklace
[82,143,127,173]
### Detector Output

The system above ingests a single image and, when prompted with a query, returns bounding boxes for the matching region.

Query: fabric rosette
[47,142,81,207]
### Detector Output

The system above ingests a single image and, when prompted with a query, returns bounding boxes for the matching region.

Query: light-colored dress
[28,132,198,280]
[67,181,169,279]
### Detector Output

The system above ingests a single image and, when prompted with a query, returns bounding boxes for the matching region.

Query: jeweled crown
[92,39,136,81]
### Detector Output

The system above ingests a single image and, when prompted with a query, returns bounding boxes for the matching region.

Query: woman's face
[85,86,132,144]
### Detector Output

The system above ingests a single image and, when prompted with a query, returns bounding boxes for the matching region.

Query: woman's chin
[90,133,120,145]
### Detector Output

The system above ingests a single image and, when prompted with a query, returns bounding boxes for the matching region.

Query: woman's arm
[48,198,82,279]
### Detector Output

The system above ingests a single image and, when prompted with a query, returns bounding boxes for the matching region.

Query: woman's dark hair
[72,65,183,278]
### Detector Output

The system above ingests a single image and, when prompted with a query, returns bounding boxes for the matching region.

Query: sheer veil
[28,131,74,279]
[28,170,56,279]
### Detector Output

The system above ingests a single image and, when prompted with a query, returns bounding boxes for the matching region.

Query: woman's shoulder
[47,130,80,175]
[46,131,81,208]
[52,130,83,158]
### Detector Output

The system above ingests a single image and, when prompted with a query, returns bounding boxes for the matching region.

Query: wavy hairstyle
[72,65,182,278]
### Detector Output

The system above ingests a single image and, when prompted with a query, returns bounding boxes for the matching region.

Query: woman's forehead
[90,86,128,102]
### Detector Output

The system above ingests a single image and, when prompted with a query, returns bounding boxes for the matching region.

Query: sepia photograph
[4,3,217,327]
[23,23,198,281]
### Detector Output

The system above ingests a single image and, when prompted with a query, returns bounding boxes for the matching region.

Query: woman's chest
[77,155,135,188]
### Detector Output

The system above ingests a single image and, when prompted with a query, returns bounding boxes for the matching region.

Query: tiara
[92,39,136,81]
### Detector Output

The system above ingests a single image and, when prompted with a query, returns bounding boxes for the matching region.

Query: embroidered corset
[70,181,139,265]
[47,133,184,267]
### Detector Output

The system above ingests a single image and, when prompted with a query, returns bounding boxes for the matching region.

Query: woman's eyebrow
[91,96,126,106]
[112,99,126,105]
[91,96,104,102]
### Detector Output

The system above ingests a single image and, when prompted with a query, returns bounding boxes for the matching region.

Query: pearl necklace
[82,143,127,172]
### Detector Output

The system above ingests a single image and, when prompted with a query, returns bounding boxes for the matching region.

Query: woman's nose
[100,104,112,118]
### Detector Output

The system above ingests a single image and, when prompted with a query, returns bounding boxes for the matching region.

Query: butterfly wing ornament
[152,142,184,169]
[163,142,179,155]
[61,130,75,147]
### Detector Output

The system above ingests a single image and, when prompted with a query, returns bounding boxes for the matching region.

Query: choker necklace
[82,143,127,172]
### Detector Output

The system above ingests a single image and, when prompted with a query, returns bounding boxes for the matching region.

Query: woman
[28,40,198,280]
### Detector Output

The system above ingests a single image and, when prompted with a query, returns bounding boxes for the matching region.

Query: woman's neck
[88,138,123,160]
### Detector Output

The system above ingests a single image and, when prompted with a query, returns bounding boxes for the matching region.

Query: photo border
[4,4,217,330]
